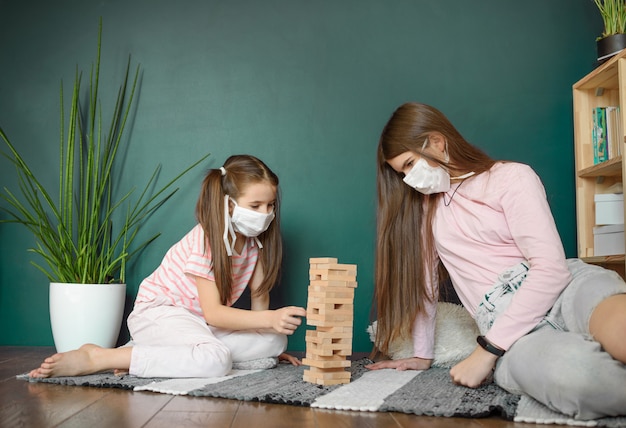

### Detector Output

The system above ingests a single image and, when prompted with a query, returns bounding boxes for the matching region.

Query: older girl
[366,102,626,420]
[30,154,306,378]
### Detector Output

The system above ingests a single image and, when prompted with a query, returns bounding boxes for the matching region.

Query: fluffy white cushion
[367,302,480,368]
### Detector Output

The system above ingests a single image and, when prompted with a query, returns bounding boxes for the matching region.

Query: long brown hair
[195,154,282,305]
[374,102,495,356]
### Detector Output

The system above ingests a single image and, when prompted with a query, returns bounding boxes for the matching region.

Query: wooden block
[315,325,353,334]
[306,305,354,321]
[304,327,352,343]
[309,257,338,264]
[305,337,352,350]
[308,285,355,297]
[305,351,348,361]
[306,311,353,323]
[303,368,351,385]
[307,302,354,315]
[307,297,354,309]
[306,314,353,327]
[304,348,351,358]
[305,343,352,357]
[305,334,352,349]
[306,366,350,376]
[303,371,350,385]
[306,317,354,328]
[309,269,356,282]
[304,371,350,380]
[302,357,351,369]
[305,335,352,346]
[308,295,354,304]
[309,263,357,274]
[309,268,356,277]
[309,279,358,288]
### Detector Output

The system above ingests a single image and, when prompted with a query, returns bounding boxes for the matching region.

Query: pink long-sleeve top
[411,162,572,359]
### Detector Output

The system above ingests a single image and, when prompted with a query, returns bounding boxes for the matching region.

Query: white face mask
[230,198,275,237]
[403,158,450,194]
[222,195,275,256]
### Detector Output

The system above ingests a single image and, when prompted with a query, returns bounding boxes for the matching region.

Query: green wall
[0,0,603,352]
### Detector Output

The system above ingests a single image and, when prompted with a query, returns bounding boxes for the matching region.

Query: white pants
[126,303,287,378]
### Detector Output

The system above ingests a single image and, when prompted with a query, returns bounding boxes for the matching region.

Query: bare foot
[113,369,129,377]
[28,344,108,378]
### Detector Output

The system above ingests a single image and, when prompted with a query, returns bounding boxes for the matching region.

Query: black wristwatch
[476,336,505,357]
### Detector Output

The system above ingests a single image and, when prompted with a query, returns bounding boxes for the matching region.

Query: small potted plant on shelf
[594,0,626,62]
[0,20,209,352]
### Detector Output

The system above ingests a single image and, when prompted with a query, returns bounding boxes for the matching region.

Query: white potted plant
[0,21,208,352]
[594,0,626,62]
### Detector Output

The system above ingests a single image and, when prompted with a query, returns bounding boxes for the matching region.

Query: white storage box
[594,193,624,225]
[593,224,625,256]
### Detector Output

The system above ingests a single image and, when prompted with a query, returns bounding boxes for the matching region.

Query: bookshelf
[573,49,626,279]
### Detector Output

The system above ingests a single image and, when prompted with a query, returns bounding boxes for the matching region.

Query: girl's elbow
[202,308,221,326]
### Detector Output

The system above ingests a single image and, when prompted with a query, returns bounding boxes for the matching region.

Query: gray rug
[17,358,626,426]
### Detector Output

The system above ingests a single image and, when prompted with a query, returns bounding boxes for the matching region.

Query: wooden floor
[0,347,570,428]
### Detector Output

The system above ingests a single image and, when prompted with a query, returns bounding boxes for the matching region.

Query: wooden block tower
[303,257,358,385]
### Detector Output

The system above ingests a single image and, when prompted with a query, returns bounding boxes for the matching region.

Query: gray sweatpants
[494,259,626,419]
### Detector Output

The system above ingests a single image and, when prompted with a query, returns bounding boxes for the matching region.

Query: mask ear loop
[423,136,451,165]
[223,195,236,256]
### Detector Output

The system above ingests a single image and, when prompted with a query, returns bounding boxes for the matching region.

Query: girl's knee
[193,342,232,377]
[257,333,287,356]
[272,333,288,352]
[589,294,626,363]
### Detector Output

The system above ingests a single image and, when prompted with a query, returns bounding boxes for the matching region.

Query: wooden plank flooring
[0,346,565,428]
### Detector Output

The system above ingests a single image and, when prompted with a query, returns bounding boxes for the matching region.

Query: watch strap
[476,335,505,357]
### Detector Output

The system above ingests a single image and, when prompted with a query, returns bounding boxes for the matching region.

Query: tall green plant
[595,0,626,38]
[0,21,209,284]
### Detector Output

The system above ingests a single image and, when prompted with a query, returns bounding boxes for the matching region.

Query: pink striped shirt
[135,224,259,318]
[411,162,571,358]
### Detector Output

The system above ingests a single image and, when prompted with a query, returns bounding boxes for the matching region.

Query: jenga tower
[302,257,357,385]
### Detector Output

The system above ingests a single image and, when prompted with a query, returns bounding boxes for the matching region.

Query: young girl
[29,154,306,379]
[366,102,626,420]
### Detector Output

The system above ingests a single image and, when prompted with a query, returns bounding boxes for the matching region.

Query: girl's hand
[365,357,432,371]
[278,352,302,366]
[270,306,306,335]
[449,346,498,388]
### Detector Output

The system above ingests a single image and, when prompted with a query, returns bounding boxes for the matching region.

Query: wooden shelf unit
[573,49,626,278]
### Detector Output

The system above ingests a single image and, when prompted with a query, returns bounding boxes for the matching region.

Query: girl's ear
[428,132,447,154]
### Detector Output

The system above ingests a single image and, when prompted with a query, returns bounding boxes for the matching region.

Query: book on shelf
[606,106,622,159]
[592,106,622,164]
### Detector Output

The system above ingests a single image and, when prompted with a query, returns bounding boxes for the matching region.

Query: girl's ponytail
[196,168,232,305]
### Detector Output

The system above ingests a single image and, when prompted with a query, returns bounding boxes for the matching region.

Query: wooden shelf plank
[582,254,625,264]
[577,155,623,178]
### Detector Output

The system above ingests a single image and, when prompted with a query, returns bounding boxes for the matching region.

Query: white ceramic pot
[49,282,127,352]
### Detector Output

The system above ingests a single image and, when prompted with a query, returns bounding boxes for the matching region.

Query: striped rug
[17,359,625,426]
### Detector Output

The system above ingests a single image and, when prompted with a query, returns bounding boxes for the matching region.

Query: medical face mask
[223,195,275,256]
[402,158,451,194]
[229,197,274,238]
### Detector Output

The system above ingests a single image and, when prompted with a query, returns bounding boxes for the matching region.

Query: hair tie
[219,166,226,176]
